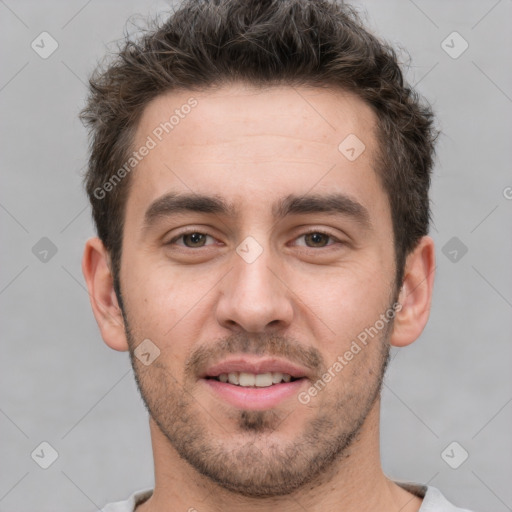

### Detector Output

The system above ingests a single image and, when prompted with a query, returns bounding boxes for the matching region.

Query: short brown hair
[80,0,437,297]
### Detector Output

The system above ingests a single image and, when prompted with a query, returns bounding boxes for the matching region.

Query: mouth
[200,357,310,410]
[205,371,302,387]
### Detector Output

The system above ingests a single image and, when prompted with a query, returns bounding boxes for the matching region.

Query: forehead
[136,83,377,155]
[127,83,388,225]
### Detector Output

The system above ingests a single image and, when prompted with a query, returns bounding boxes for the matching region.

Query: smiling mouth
[205,371,303,387]
[202,370,307,410]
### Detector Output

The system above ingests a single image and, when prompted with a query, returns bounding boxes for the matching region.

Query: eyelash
[167,229,342,249]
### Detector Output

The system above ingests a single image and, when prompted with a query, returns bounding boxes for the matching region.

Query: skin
[83,83,435,512]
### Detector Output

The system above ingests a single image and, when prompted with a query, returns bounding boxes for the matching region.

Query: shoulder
[396,482,475,512]
[100,489,153,512]
[420,485,475,512]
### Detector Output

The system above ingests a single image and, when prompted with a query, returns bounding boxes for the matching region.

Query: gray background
[1,0,511,510]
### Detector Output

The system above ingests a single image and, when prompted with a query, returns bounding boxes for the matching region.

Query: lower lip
[202,378,307,410]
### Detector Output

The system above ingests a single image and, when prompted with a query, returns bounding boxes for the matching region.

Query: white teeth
[272,372,283,383]
[228,372,239,385]
[255,373,273,387]
[239,372,256,387]
[215,372,295,387]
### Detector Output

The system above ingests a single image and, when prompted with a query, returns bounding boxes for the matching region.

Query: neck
[137,400,422,512]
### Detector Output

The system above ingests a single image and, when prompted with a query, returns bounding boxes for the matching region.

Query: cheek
[291,259,390,324]
[121,259,217,340]
[120,259,170,334]
[285,262,393,379]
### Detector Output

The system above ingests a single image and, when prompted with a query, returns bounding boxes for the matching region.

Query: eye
[167,230,342,250]
[294,231,340,248]
[170,231,216,248]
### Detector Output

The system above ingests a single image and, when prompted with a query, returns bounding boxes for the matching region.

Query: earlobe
[82,237,129,352]
[390,236,436,348]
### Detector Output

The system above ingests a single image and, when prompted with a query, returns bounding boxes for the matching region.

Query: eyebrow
[143,191,371,231]
[273,193,371,229]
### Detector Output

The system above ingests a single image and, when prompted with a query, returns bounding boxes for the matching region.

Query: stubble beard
[123,316,392,498]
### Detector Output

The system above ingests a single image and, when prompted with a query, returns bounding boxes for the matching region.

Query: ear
[390,235,436,348]
[82,237,129,352]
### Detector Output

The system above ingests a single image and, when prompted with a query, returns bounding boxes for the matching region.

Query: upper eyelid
[168,229,342,246]
[169,231,216,245]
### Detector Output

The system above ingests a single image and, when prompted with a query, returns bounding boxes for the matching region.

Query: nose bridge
[216,239,293,332]
[234,245,277,297]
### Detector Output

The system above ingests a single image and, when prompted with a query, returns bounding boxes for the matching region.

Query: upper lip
[201,357,310,379]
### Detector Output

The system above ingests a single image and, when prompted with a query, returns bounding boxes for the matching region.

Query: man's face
[119,84,397,497]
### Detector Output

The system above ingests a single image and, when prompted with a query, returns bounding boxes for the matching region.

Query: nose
[215,247,294,333]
